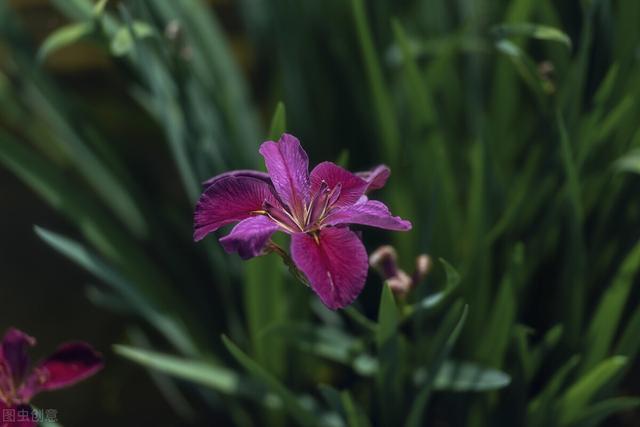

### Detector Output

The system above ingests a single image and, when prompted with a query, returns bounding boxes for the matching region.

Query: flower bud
[387,270,412,297]
[411,254,431,286]
[369,245,398,279]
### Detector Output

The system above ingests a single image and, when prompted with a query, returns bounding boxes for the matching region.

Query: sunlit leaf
[110,22,156,57]
[114,344,275,406]
[430,360,511,392]
[559,356,627,425]
[376,283,399,348]
[615,149,640,174]
[567,397,640,427]
[406,259,460,317]
[38,22,94,62]
[492,23,572,49]
[581,238,640,373]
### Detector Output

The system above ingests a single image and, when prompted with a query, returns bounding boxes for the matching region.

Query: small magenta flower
[194,134,411,309]
[0,328,103,426]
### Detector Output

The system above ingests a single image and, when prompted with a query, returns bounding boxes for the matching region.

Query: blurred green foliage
[1,0,639,426]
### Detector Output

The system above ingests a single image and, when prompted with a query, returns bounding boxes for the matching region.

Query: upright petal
[194,176,277,241]
[310,162,368,207]
[324,200,412,231]
[202,170,271,188]
[291,227,368,310]
[20,343,103,400]
[1,328,35,385]
[259,134,310,215]
[357,165,390,193]
[219,215,280,259]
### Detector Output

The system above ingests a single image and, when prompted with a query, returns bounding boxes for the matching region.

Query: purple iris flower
[194,134,411,309]
[0,328,103,427]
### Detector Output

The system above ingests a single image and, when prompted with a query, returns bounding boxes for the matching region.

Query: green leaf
[114,345,274,405]
[616,302,640,361]
[431,360,511,392]
[492,23,572,49]
[615,149,640,174]
[341,390,370,427]
[406,304,468,427]
[146,0,261,165]
[558,356,628,425]
[110,22,155,56]
[375,283,401,424]
[37,22,94,62]
[376,283,399,348]
[268,102,287,141]
[244,254,287,377]
[593,63,620,107]
[475,262,516,367]
[21,80,148,238]
[318,384,345,417]
[581,238,640,373]
[528,355,581,426]
[391,19,436,127]
[344,306,377,332]
[527,325,564,379]
[222,335,316,427]
[0,131,126,258]
[35,227,198,356]
[406,259,460,316]
[262,323,375,373]
[351,0,400,164]
[495,39,549,100]
[93,0,109,16]
[568,397,640,427]
[335,149,350,168]
[125,328,196,420]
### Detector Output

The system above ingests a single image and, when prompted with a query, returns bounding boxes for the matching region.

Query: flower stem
[266,241,310,287]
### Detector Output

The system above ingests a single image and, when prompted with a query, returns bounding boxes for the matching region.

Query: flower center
[254,181,341,234]
[303,181,341,231]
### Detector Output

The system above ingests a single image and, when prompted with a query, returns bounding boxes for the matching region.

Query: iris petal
[291,227,368,310]
[219,215,280,259]
[20,343,103,401]
[259,134,310,218]
[202,169,271,188]
[310,162,368,207]
[194,176,278,241]
[323,199,412,231]
[0,328,35,386]
[356,164,390,193]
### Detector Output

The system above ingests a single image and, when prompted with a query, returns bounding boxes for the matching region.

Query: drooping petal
[219,215,280,259]
[0,403,36,427]
[202,169,271,188]
[291,227,368,310]
[259,134,310,216]
[310,162,368,207]
[356,164,390,193]
[324,199,412,231]
[20,343,103,400]
[0,328,35,385]
[194,176,277,241]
